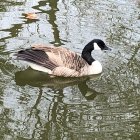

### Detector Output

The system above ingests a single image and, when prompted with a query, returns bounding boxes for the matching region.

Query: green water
[0,0,140,139]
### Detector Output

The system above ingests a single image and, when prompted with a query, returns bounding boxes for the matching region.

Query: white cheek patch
[93,43,101,50]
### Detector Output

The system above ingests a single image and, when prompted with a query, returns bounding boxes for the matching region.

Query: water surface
[0,0,140,139]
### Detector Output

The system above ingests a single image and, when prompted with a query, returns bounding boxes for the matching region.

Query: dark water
[0,0,140,139]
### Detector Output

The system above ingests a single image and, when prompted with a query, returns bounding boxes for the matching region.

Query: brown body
[16,44,90,77]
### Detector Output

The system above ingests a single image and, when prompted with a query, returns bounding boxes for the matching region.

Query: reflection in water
[0,0,140,139]
[14,69,103,139]
[0,24,23,42]
[0,0,24,43]
[15,68,101,100]
[0,0,63,52]
[32,0,63,46]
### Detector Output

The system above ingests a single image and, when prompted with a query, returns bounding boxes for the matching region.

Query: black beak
[104,45,112,51]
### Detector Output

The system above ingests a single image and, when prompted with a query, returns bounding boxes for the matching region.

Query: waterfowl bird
[15,39,110,77]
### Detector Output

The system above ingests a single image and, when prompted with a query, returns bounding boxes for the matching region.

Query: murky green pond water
[0,0,140,139]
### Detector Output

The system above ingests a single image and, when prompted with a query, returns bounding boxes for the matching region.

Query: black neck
[82,44,95,65]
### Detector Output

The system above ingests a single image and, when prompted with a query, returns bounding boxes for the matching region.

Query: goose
[15,39,110,77]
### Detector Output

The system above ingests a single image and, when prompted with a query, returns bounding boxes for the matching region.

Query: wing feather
[16,49,57,70]
[32,44,87,71]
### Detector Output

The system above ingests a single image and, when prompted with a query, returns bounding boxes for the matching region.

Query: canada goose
[15,39,110,77]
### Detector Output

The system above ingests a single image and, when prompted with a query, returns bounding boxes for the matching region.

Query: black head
[82,39,111,65]
[88,39,111,51]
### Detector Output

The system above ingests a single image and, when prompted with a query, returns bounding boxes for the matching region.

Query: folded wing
[32,44,87,71]
[15,49,57,71]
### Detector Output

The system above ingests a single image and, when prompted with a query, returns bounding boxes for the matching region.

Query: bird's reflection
[15,68,103,100]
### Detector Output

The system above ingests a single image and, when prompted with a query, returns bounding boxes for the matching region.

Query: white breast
[88,60,102,75]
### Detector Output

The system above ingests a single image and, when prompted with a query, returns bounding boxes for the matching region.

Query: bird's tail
[15,49,57,71]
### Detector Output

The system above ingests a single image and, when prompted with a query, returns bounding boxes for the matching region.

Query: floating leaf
[25,13,38,20]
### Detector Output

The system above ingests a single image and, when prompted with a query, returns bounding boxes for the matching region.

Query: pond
[0,0,140,139]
